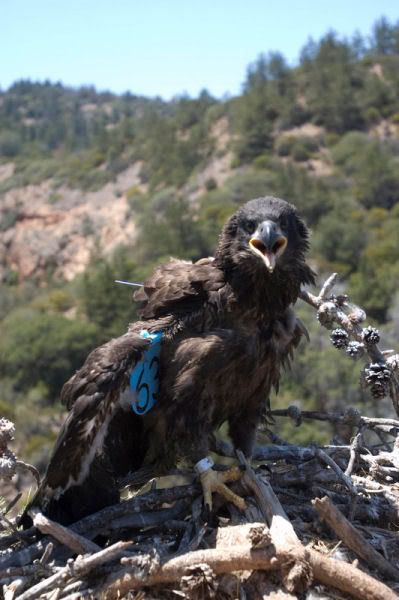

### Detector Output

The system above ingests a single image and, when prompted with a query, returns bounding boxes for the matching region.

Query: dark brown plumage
[23,196,315,525]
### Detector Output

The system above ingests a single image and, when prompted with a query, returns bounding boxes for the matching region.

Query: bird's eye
[279,216,288,230]
[243,219,256,234]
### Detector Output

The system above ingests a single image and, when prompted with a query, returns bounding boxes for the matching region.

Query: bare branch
[15,541,131,600]
[98,523,398,600]
[300,273,399,414]
[32,512,101,555]
[313,495,399,582]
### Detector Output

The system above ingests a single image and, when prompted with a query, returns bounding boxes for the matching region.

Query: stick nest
[1,274,399,600]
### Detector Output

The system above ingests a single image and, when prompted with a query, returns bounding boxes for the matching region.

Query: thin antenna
[114,280,144,287]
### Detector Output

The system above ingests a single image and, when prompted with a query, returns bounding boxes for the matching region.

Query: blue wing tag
[130,330,162,415]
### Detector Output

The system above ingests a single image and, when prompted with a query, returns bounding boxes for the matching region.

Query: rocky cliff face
[0,117,235,284]
[0,163,145,282]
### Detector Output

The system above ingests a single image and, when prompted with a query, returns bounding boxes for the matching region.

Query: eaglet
[23,196,315,525]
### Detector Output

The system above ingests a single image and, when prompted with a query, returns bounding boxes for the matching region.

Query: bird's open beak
[249,220,288,273]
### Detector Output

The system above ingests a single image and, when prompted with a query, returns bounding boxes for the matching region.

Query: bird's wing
[134,258,225,320]
[42,332,150,496]
[268,310,310,397]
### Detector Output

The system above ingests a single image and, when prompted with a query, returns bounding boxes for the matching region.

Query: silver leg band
[194,456,214,474]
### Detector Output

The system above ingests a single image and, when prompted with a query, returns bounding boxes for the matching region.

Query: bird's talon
[233,496,247,512]
[199,466,246,512]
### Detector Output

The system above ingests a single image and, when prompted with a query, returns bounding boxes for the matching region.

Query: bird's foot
[196,457,246,511]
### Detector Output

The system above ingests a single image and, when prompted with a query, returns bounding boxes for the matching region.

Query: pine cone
[364,362,391,384]
[363,362,391,399]
[0,418,15,453]
[346,341,365,359]
[362,326,380,346]
[370,382,388,399]
[330,328,349,349]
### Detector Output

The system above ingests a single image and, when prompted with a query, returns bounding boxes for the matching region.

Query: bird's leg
[228,409,259,460]
[171,407,247,511]
[195,456,246,512]
[189,431,246,511]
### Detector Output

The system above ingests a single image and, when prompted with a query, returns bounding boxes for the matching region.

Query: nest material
[2,273,399,599]
[2,410,399,600]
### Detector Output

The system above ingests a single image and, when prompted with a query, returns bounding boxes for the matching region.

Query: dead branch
[305,546,398,600]
[0,527,37,551]
[235,453,399,600]
[270,406,399,436]
[97,524,277,599]
[98,523,398,600]
[313,495,399,582]
[299,273,399,415]
[70,484,196,538]
[315,448,358,495]
[0,540,48,571]
[15,461,40,489]
[0,491,193,571]
[0,564,50,584]
[271,405,399,436]
[3,576,28,600]
[32,512,101,555]
[345,430,363,476]
[239,451,312,594]
[237,451,301,548]
[15,541,131,600]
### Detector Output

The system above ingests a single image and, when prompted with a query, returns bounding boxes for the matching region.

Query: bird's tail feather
[19,454,120,527]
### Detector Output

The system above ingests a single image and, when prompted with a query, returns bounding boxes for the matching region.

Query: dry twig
[32,512,101,555]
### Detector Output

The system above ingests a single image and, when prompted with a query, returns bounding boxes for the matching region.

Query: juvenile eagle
[24,196,315,525]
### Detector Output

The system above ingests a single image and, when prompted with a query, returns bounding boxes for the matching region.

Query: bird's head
[215,196,313,283]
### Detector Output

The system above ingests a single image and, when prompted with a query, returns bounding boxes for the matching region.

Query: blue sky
[2,0,398,99]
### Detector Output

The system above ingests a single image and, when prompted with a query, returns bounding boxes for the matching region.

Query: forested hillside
[1,17,399,463]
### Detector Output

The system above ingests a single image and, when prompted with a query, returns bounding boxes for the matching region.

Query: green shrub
[291,141,312,162]
[0,131,22,157]
[48,192,62,204]
[331,133,399,209]
[0,399,15,420]
[205,177,217,191]
[47,289,74,312]
[230,156,241,169]
[275,136,295,157]
[252,154,272,169]
[331,132,369,166]
[325,132,340,147]
[0,309,99,398]
[3,269,18,286]
[80,248,140,340]
[275,135,319,161]
[81,215,95,236]
[126,186,145,212]
[365,106,381,124]
[0,210,19,232]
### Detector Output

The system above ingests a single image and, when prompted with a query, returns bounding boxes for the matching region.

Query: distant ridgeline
[0,18,399,458]
[0,17,398,193]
